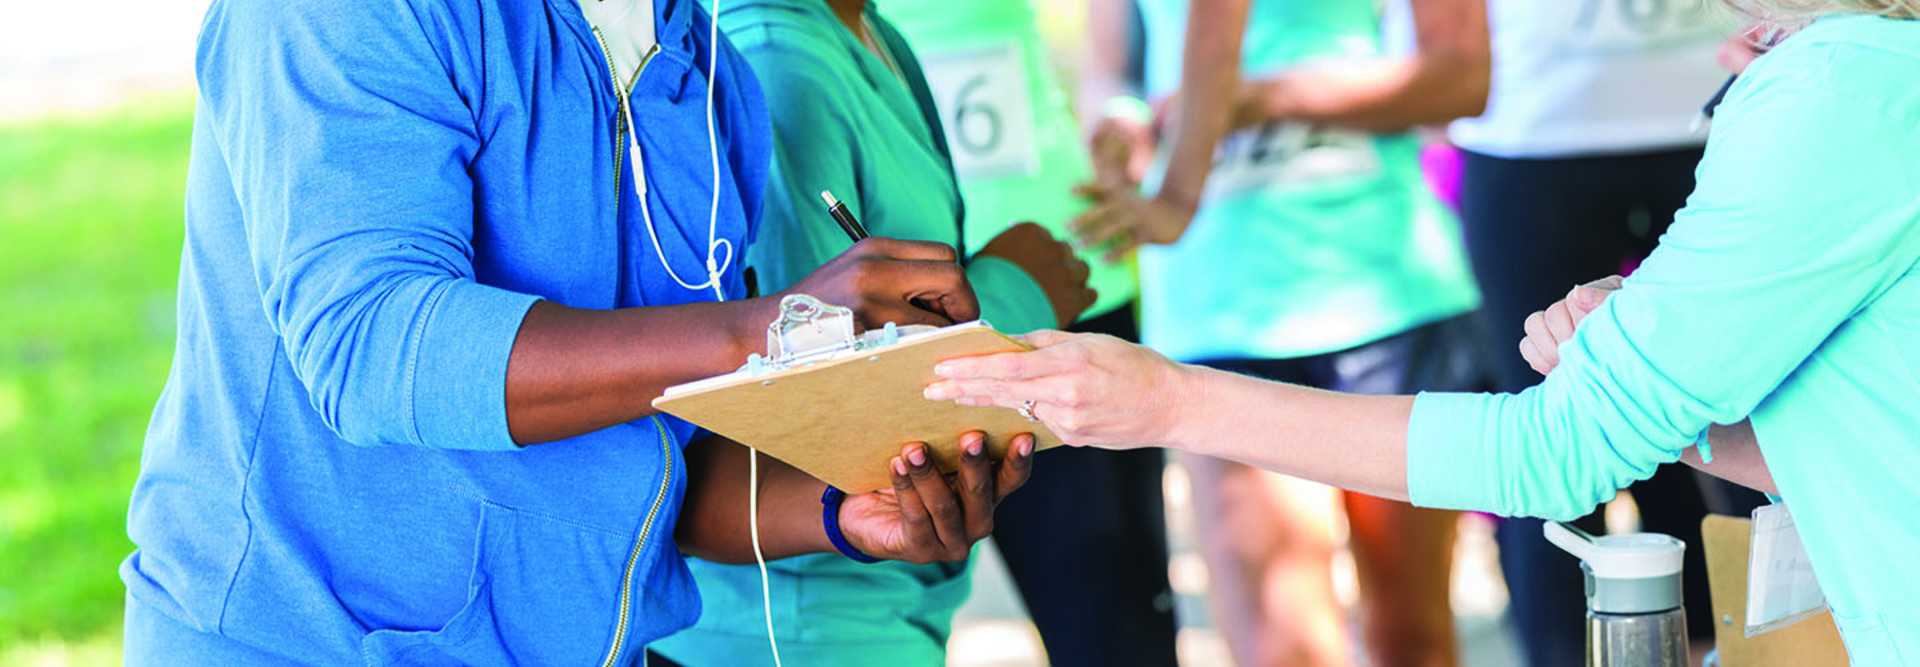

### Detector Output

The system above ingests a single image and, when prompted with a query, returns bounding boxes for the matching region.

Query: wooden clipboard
[652,321,1063,492]
[1702,515,1849,666]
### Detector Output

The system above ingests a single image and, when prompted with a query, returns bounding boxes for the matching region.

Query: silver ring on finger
[1017,400,1039,423]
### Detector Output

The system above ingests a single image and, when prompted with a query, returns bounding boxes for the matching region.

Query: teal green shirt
[1135,0,1480,361]
[654,1,1054,664]
[883,0,1138,319]
[1407,15,1920,664]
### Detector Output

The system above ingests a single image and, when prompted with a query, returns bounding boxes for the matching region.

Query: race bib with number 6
[918,42,1041,180]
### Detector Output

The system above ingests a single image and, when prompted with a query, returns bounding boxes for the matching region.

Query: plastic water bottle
[1544,521,1689,667]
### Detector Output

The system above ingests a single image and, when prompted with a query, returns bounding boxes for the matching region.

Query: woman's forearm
[932,332,1685,521]
[1174,366,1415,500]
[1237,0,1488,133]
[926,332,1416,499]
[1684,420,1779,495]
[1173,368,1783,503]
[1240,57,1488,133]
[1076,0,1139,128]
[1157,0,1250,207]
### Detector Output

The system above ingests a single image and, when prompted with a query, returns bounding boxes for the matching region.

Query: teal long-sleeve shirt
[1407,15,1920,664]
[654,1,1056,665]
[720,0,1055,336]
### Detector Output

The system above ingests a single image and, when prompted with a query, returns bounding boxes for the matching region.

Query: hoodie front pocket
[359,502,633,666]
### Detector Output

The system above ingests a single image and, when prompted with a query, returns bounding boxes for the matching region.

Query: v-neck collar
[856,15,906,83]
[832,4,941,158]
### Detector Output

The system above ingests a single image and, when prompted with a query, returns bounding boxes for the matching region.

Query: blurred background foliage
[0,94,195,665]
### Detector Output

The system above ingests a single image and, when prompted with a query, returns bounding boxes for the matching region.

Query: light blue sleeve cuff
[410,280,543,451]
[967,255,1057,336]
[1406,392,1501,512]
[1694,428,1714,464]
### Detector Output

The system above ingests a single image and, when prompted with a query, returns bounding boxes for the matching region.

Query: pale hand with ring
[924,330,1196,450]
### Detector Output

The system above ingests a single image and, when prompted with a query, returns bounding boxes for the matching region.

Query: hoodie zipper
[598,417,675,667]
[592,28,660,224]
[588,26,671,667]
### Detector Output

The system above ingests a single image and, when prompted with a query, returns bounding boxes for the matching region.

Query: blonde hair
[1723,0,1920,22]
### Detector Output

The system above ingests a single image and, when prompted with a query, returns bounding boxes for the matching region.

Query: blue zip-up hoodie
[121,0,767,663]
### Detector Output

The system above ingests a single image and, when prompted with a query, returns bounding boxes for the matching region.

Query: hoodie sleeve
[197,0,538,451]
[1405,75,1920,520]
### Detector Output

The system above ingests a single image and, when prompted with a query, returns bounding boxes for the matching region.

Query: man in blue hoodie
[122,0,1014,663]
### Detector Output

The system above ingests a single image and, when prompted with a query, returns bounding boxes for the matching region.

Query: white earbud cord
[627,17,730,303]
[629,3,780,663]
[702,0,727,306]
[747,450,783,667]
[698,7,783,666]
[629,132,732,303]
[701,2,782,665]
[707,4,783,665]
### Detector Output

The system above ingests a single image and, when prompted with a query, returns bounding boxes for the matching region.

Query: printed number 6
[952,74,1003,156]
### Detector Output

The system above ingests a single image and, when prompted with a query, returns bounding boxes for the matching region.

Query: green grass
[0,95,196,663]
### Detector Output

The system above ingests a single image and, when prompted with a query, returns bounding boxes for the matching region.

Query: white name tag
[918,41,1041,180]
[1746,502,1827,637]
[1203,122,1381,200]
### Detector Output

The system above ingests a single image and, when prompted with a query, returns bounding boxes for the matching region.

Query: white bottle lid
[1545,521,1685,580]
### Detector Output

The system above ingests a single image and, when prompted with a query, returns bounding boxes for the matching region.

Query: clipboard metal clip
[747,294,901,377]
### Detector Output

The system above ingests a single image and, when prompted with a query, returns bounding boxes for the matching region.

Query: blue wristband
[820,486,882,564]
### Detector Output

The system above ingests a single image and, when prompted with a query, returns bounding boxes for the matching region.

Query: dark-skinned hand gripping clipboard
[652,295,1064,493]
